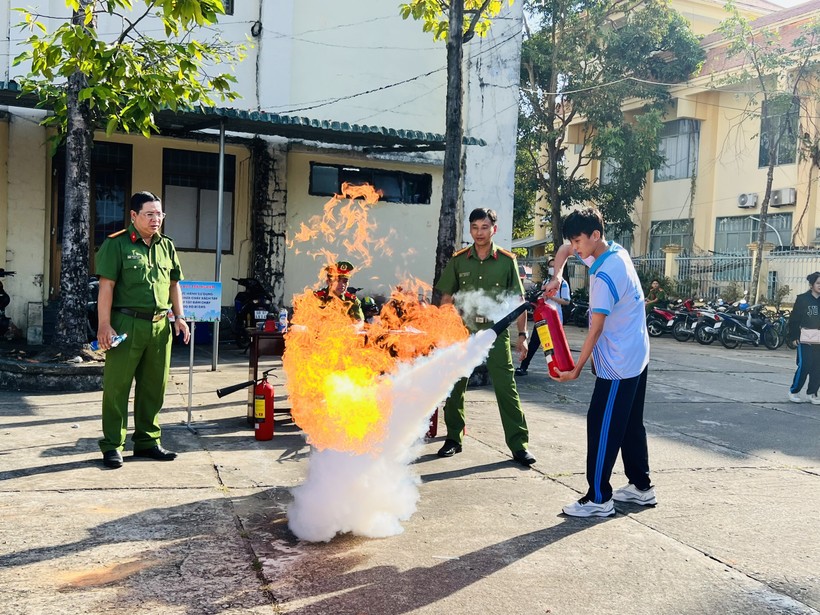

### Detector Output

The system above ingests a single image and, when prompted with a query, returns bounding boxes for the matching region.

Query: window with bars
[648,218,693,254]
[309,162,432,204]
[162,149,236,252]
[714,213,792,253]
[759,97,798,168]
[654,119,699,182]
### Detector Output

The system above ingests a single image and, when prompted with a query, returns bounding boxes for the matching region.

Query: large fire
[282,183,468,454]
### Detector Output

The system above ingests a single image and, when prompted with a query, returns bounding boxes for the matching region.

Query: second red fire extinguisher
[532,298,575,377]
[254,376,275,441]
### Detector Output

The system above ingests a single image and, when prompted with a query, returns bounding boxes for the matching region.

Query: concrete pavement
[0,330,818,614]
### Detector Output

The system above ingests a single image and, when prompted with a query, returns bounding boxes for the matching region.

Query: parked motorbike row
[644,298,793,350]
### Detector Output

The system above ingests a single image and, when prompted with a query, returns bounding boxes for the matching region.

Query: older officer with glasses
[95,191,190,469]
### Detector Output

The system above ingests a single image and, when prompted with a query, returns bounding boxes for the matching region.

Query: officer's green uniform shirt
[435,242,525,329]
[95,223,183,311]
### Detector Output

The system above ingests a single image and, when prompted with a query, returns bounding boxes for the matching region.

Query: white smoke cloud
[287,329,498,542]
[454,290,525,327]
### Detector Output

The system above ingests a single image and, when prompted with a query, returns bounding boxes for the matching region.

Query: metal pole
[211,121,226,371]
[186,320,196,434]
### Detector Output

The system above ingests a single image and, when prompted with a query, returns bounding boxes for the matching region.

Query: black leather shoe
[102,449,123,469]
[513,449,536,466]
[437,439,462,457]
[515,368,528,376]
[133,445,177,461]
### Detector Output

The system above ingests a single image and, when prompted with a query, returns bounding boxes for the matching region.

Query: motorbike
[0,268,15,336]
[231,277,273,350]
[569,299,589,328]
[718,304,781,350]
[671,298,701,342]
[646,300,680,337]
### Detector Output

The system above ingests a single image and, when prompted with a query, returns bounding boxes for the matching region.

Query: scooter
[0,269,15,336]
[718,304,780,350]
[646,300,680,337]
[569,299,589,328]
[671,298,701,342]
[231,277,273,350]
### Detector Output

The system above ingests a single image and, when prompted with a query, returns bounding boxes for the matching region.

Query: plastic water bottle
[90,333,127,352]
[277,308,288,333]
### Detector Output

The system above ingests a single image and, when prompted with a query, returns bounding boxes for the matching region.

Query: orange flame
[284,184,469,454]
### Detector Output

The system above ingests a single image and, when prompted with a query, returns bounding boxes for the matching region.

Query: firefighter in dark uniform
[95,191,190,469]
[314,260,364,321]
[434,207,536,467]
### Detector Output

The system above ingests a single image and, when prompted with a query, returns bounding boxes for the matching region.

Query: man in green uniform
[435,207,536,467]
[95,191,190,469]
[314,260,364,321]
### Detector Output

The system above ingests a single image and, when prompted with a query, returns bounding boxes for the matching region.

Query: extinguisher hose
[216,368,277,398]
[490,303,528,335]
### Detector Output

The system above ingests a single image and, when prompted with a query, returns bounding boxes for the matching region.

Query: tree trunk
[55,6,94,355]
[432,0,465,305]
[752,162,775,303]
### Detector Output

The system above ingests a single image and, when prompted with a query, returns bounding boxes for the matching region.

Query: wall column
[662,244,682,280]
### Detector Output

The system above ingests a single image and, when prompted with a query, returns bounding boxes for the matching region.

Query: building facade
[0,0,524,339]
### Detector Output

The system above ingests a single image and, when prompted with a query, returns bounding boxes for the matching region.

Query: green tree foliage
[14,0,244,146]
[12,0,244,353]
[517,0,703,243]
[400,0,511,41]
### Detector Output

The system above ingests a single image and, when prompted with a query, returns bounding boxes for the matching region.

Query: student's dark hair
[131,191,161,214]
[651,278,660,284]
[468,207,497,225]
[562,207,604,240]
[808,271,820,286]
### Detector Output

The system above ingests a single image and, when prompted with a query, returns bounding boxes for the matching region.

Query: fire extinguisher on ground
[254,376,275,441]
[532,299,575,377]
[216,367,276,441]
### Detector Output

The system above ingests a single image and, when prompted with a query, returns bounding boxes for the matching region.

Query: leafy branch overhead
[400,0,512,41]
[13,0,246,143]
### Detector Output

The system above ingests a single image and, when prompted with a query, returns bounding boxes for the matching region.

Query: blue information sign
[179,281,222,322]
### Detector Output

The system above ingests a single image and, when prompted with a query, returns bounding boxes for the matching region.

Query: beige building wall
[284,150,442,303]
[3,111,49,329]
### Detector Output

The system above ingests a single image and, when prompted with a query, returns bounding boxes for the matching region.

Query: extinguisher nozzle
[490,303,528,335]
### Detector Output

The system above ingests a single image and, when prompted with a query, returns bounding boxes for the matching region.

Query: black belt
[115,307,168,322]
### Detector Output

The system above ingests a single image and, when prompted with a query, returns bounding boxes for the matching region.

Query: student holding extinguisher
[546,207,654,518]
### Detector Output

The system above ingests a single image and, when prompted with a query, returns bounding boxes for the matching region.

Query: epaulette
[496,247,516,259]
[452,246,471,258]
[108,229,127,239]
[160,233,173,241]
[344,291,358,300]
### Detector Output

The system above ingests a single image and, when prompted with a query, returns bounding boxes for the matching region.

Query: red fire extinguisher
[254,376,275,441]
[533,298,575,378]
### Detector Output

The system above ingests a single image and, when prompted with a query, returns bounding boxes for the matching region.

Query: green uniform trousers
[99,311,172,453]
[442,330,529,453]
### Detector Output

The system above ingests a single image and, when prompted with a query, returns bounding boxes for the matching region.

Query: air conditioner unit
[737,193,758,208]
[770,187,797,207]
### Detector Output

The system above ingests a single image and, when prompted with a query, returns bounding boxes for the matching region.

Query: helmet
[361,296,379,317]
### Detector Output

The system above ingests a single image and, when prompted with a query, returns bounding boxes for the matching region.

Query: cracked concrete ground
[0,329,818,614]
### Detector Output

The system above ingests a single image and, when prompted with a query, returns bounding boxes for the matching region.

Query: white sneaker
[810,394,820,405]
[562,497,615,518]
[613,483,657,506]
[788,393,804,403]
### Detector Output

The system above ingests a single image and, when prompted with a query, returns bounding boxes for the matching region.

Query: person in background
[314,260,364,322]
[434,207,536,467]
[644,279,667,314]
[546,206,654,517]
[516,256,571,376]
[787,271,820,404]
[95,191,190,470]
